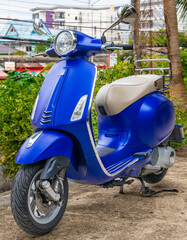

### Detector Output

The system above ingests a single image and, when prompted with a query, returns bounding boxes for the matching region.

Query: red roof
[0,70,8,79]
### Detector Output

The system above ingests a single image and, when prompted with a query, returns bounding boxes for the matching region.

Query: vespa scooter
[11,5,184,236]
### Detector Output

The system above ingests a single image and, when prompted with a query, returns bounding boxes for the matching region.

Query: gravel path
[0,148,186,240]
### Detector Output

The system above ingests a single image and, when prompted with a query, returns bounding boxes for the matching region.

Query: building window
[32,13,39,20]
[50,13,54,19]
[75,16,77,20]
[60,21,65,26]
[26,46,32,52]
[55,12,65,19]
[60,12,65,18]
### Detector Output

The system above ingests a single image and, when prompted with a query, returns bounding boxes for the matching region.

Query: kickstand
[119,185,124,194]
[137,177,178,197]
[118,179,134,194]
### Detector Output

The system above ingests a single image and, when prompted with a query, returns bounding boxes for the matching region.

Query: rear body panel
[97,92,175,171]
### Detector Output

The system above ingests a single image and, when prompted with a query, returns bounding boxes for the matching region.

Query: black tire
[11,162,68,236]
[142,168,168,184]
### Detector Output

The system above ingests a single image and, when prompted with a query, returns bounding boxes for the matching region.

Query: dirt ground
[0,147,186,240]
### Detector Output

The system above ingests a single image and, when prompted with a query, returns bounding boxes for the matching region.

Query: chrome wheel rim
[28,169,64,224]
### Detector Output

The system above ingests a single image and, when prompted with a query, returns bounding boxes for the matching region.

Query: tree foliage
[176,0,187,22]
[34,43,50,53]
[0,71,44,178]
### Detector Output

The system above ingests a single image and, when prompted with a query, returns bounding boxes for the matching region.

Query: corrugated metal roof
[0,44,16,54]
[0,21,49,41]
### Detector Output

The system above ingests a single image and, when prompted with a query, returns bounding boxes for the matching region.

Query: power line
[0,9,31,15]
[0,36,50,43]
[4,0,88,5]
[0,3,32,10]
[0,18,130,32]
[0,17,33,23]
[0,18,121,24]
[0,16,130,27]
[3,0,115,7]
[0,9,118,21]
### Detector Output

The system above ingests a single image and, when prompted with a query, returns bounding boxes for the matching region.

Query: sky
[1,0,130,20]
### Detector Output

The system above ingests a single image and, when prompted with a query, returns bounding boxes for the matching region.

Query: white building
[31,5,131,43]
[140,0,186,32]
[140,0,165,32]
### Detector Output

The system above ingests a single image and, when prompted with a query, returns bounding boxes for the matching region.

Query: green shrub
[168,94,187,146]
[180,48,187,84]
[13,50,26,56]
[0,71,44,178]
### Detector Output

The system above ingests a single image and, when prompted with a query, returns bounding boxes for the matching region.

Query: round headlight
[54,30,77,56]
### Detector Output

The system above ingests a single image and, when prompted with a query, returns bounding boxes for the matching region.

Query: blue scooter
[11,5,184,236]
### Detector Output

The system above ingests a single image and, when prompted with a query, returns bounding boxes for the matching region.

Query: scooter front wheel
[11,162,68,236]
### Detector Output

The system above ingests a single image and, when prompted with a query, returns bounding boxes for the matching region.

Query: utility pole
[88,0,91,8]
[149,0,153,68]
[91,0,101,37]
[131,0,142,63]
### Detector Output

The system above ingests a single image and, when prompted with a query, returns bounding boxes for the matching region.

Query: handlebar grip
[116,44,133,50]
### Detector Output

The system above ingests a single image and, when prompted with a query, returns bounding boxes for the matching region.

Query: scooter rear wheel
[142,168,168,184]
[11,162,68,236]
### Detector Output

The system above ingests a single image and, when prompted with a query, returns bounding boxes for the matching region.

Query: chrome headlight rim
[54,30,77,56]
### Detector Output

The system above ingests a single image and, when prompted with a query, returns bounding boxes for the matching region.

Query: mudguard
[15,130,74,164]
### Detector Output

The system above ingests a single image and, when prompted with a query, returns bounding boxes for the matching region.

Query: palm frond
[176,0,187,22]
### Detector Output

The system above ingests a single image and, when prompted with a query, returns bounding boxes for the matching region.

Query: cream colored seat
[94,74,163,116]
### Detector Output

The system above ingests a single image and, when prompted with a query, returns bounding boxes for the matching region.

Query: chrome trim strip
[107,160,130,171]
[40,119,51,124]
[109,158,139,173]
[44,111,52,114]
[107,158,133,172]
[42,115,52,119]
[125,158,139,168]
[86,65,140,177]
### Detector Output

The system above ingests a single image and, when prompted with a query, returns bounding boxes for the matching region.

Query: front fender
[15,130,74,164]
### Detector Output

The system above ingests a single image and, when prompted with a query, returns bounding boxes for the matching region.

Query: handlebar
[114,44,133,50]
[103,43,133,52]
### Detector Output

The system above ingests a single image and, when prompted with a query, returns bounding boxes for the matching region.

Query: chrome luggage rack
[134,59,172,90]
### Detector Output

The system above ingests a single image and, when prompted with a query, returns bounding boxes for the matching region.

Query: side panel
[54,59,96,127]
[31,62,68,131]
[138,93,175,147]
[97,92,175,168]
[15,130,73,164]
[31,59,96,131]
